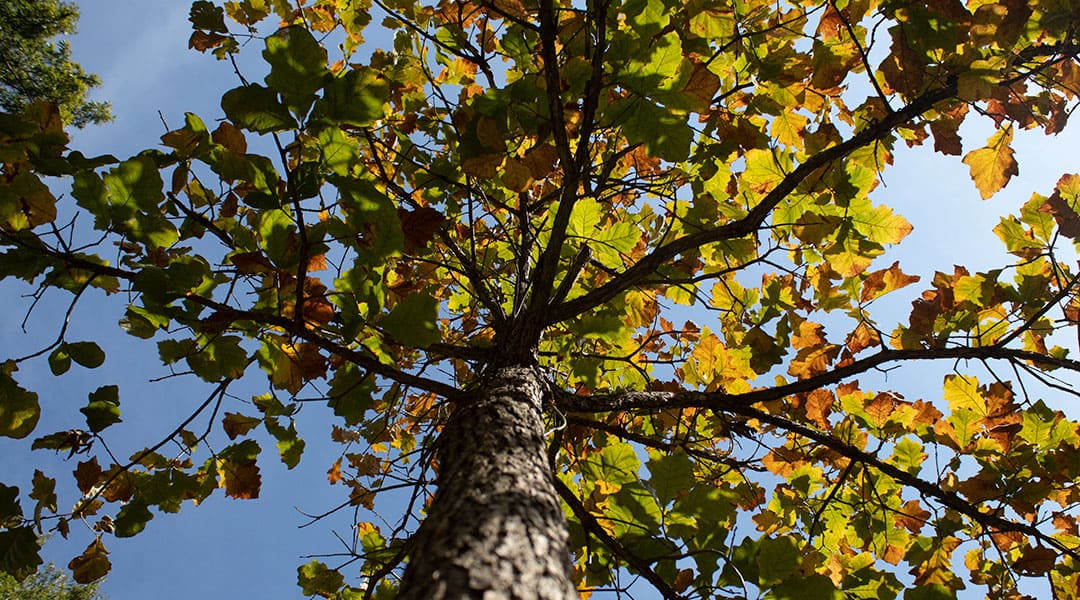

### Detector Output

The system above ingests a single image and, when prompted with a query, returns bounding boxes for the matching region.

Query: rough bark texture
[398,366,577,599]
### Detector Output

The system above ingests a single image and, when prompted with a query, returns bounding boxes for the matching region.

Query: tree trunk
[398,365,577,599]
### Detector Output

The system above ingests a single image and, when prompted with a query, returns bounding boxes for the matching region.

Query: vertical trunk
[398,365,577,599]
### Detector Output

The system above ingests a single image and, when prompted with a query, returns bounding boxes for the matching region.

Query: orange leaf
[895,499,929,533]
[804,389,834,429]
[327,457,343,484]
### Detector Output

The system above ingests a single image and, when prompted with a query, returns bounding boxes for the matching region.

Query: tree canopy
[0,0,111,128]
[2,0,1080,598]
[0,562,104,600]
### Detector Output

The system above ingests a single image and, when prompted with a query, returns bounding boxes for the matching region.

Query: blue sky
[2,1,1080,599]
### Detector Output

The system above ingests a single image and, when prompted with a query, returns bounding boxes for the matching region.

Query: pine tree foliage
[0,0,111,127]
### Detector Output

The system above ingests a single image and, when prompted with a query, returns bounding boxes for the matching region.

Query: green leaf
[610,97,692,162]
[29,470,57,514]
[47,346,71,375]
[81,385,121,433]
[0,526,42,581]
[318,126,358,176]
[581,440,640,487]
[221,84,297,134]
[903,584,954,600]
[258,208,297,266]
[380,293,440,347]
[113,497,153,537]
[890,437,927,475]
[298,560,344,596]
[189,0,228,33]
[328,364,375,426]
[263,26,328,114]
[768,574,842,599]
[65,341,105,369]
[310,68,388,127]
[103,155,165,214]
[0,363,40,439]
[187,336,249,382]
[646,452,694,505]
[756,536,799,585]
[265,418,305,469]
[331,177,403,262]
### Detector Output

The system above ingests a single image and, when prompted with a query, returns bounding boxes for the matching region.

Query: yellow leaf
[962,124,1018,199]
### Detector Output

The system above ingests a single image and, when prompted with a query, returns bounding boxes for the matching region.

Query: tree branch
[552,476,687,600]
[729,404,1080,561]
[553,344,1080,413]
[184,293,464,399]
[545,80,959,325]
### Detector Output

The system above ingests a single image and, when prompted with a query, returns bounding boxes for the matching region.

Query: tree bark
[398,365,577,599]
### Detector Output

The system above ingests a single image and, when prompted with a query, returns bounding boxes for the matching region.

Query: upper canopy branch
[544,79,960,326]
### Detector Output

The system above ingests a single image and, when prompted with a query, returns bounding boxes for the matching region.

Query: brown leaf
[815,3,845,40]
[762,447,803,477]
[398,206,446,252]
[188,31,230,52]
[522,143,560,179]
[673,569,695,593]
[895,499,930,533]
[230,251,275,274]
[212,121,247,154]
[1014,545,1058,576]
[500,156,533,192]
[462,154,503,178]
[73,458,103,495]
[290,342,328,381]
[1038,189,1080,239]
[221,460,261,499]
[681,63,720,112]
[962,124,1018,200]
[69,539,111,584]
[845,322,881,354]
[475,117,506,151]
[860,261,921,303]
[223,412,262,440]
[1052,512,1078,535]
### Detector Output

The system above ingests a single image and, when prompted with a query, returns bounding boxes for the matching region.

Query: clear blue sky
[1,2,1079,599]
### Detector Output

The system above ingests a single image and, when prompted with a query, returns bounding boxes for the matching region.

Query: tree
[0,0,111,128]
[1,0,1080,597]
[0,562,104,600]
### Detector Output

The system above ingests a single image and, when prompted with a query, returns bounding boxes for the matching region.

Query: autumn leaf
[963,124,1018,199]
[69,538,111,584]
[223,412,262,440]
[398,206,446,252]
